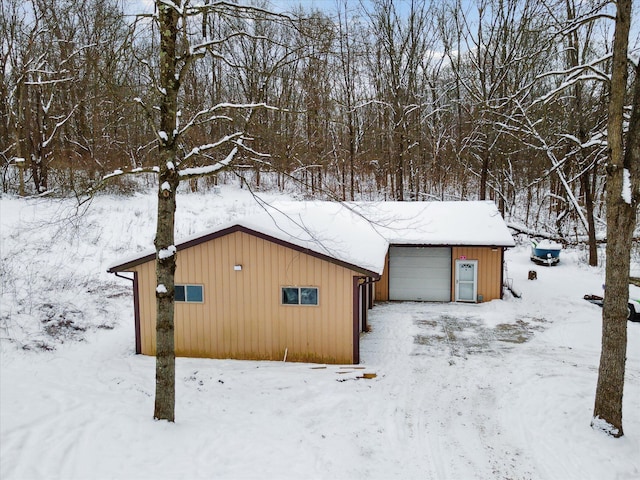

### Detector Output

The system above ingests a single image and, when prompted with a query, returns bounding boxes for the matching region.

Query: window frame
[174,284,204,303]
[281,286,319,306]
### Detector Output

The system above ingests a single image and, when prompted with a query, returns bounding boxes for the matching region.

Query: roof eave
[107,224,383,278]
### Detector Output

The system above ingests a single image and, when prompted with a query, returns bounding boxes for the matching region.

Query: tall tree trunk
[349,115,355,201]
[592,0,635,437]
[479,149,489,200]
[154,0,181,423]
[566,0,598,266]
[394,109,405,201]
[582,169,598,266]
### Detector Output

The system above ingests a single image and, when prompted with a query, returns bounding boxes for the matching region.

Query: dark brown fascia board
[108,224,381,279]
[108,252,156,273]
[389,243,511,249]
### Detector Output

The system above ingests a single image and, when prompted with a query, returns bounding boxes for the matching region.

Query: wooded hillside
[1,0,638,255]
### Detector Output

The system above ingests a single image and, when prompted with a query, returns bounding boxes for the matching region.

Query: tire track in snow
[432,312,539,480]
[362,302,540,479]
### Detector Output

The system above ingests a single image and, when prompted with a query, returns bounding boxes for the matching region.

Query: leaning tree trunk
[153,0,181,423]
[593,0,635,437]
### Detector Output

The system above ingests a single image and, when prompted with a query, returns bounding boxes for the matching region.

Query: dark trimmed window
[282,286,319,306]
[175,284,204,303]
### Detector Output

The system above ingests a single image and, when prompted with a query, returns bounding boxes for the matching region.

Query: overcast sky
[124,0,638,52]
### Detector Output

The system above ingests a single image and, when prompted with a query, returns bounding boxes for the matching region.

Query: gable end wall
[132,230,358,364]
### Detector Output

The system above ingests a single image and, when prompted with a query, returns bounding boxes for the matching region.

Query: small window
[281,286,318,306]
[175,285,186,302]
[282,287,299,305]
[300,287,318,305]
[175,284,203,303]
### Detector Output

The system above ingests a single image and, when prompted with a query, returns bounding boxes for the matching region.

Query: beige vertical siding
[375,253,390,301]
[132,230,359,364]
[135,260,156,354]
[375,246,504,303]
[451,246,503,301]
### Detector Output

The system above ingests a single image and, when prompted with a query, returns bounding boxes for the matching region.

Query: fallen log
[507,222,639,246]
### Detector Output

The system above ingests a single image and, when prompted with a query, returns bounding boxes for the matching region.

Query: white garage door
[389,246,452,301]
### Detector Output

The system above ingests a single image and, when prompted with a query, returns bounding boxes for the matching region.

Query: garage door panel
[389,246,451,301]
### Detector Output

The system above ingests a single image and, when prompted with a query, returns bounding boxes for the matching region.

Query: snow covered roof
[108,200,514,275]
[348,201,516,247]
[227,201,389,274]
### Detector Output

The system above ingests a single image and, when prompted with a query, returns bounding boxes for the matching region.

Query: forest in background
[1,0,639,262]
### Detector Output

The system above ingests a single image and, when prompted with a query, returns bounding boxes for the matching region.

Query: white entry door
[455,260,478,302]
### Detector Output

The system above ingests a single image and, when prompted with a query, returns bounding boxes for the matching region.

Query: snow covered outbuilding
[108,201,514,364]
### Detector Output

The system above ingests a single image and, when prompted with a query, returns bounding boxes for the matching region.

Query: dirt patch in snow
[413,313,546,357]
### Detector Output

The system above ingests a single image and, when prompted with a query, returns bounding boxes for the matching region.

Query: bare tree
[527,0,610,263]
[592,0,638,438]
[96,0,292,421]
[365,0,433,200]
[563,0,603,266]
[333,1,365,200]
[1,0,137,195]
[10,2,80,194]
[440,0,553,208]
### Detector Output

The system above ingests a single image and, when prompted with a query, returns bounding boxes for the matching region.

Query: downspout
[359,276,381,330]
[500,247,505,300]
[352,277,360,364]
[114,272,134,282]
[353,275,381,364]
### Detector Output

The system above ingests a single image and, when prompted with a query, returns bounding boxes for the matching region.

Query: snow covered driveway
[357,248,640,480]
[359,297,639,480]
[360,301,542,480]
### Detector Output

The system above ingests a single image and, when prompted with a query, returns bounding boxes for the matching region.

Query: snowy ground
[1,187,639,480]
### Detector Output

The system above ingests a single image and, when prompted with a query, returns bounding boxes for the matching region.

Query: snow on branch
[58,43,98,69]
[511,101,590,232]
[190,1,294,21]
[101,166,160,182]
[232,140,270,159]
[179,114,233,136]
[42,105,78,149]
[24,77,74,86]
[558,10,616,38]
[507,222,605,245]
[179,102,280,137]
[531,55,611,106]
[353,99,393,111]
[158,245,177,260]
[157,0,183,16]
[558,134,607,149]
[183,132,243,161]
[77,165,160,206]
[178,106,235,136]
[622,169,632,205]
[179,146,240,179]
[189,31,271,53]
